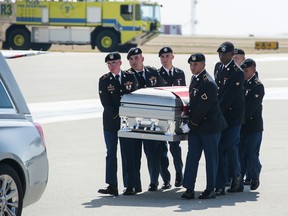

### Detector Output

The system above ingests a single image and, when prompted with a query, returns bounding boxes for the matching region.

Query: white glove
[182,123,190,133]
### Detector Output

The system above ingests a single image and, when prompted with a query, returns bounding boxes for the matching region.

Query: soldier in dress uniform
[214,41,245,195]
[239,58,264,191]
[98,52,137,196]
[219,47,246,185]
[125,47,165,192]
[233,48,246,66]
[181,53,227,199]
[157,46,186,190]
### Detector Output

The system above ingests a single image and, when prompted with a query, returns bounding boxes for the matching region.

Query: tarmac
[3,48,288,216]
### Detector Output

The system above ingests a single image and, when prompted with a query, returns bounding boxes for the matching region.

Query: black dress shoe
[250,178,260,190]
[181,189,195,199]
[161,182,172,190]
[175,173,183,187]
[215,188,225,196]
[199,190,216,199]
[148,182,159,191]
[227,175,244,193]
[135,188,142,193]
[98,185,119,196]
[123,187,136,195]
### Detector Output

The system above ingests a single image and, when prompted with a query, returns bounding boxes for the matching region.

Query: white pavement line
[28,87,288,124]
[254,56,288,62]
[28,99,103,124]
[264,87,288,100]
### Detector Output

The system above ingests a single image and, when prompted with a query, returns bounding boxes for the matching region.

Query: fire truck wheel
[9,28,31,50]
[31,43,52,51]
[96,30,119,52]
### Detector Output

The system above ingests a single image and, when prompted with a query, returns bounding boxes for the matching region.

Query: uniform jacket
[241,74,264,133]
[128,66,164,89]
[188,70,227,135]
[99,70,137,132]
[214,60,245,127]
[158,66,186,86]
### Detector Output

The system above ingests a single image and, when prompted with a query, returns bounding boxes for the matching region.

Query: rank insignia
[201,93,208,100]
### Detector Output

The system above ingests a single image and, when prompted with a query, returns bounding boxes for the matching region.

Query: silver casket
[118,86,189,142]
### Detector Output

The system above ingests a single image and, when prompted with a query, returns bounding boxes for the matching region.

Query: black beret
[105,52,121,62]
[234,48,245,55]
[127,47,142,59]
[158,46,173,57]
[241,58,256,69]
[217,41,235,53]
[188,53,206,63]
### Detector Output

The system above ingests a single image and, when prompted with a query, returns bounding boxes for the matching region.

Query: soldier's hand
[182,124,190,133]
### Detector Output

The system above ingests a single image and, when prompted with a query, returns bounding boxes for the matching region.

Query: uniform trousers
[160,141,183,183]
[143,140,162,185]
[120,138,142,189]
[238,132,262,179]
[183,132,221,191]
[103,130,119,187]
[215,126,242,190]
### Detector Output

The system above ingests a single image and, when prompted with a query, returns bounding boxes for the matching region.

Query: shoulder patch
[254,77,262,85]
[124,70,133,75]
[100,73,109,80]
[145,66,157,72]
[203,74,209,82]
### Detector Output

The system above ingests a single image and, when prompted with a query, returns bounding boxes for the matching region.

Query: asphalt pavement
[5,51,288,216]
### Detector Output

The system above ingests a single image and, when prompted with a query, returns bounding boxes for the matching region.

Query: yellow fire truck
[0,0,161,52]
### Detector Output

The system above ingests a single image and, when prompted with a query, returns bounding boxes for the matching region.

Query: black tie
[191,76,196,84]
[138,71,146,84]
[115,74,121,85]
[139,71,145,79]
[169,70,173,77]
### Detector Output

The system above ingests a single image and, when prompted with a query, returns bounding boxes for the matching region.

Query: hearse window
[0,79,16,113]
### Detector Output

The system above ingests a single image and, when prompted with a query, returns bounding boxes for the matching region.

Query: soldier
[125,47,165,192]
[219,47,246,186]
[181,53,227,199]
[233,48,246,66]
[239,58,264,190]
[214,41,245,195]
[98,52,137,196]
[233,48,258,79]
[158,46,186,189]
